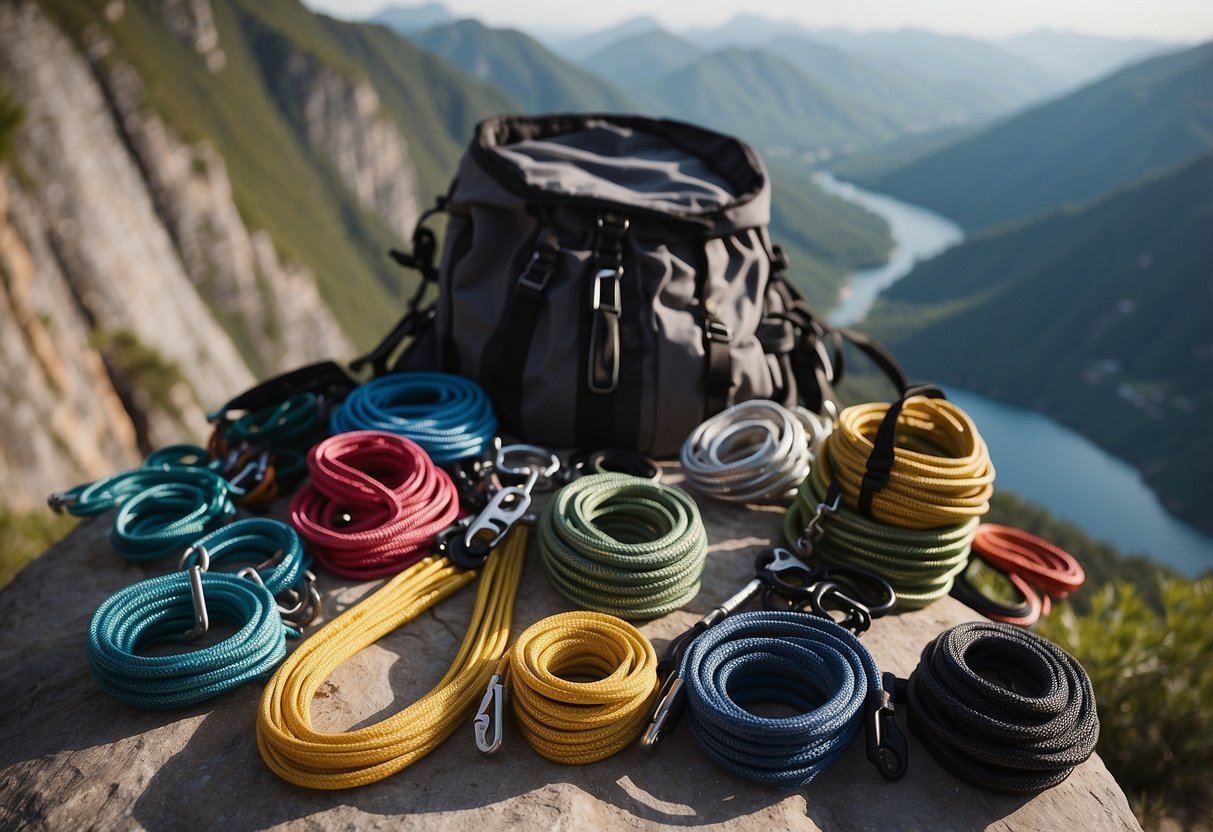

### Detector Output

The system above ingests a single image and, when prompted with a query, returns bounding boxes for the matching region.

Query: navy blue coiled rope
[679,610,886,786]
[52,463,235,562]
[87,570,295,709]
[329,372,497,464]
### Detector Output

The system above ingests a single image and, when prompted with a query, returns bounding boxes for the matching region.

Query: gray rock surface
[0,476,1141,831]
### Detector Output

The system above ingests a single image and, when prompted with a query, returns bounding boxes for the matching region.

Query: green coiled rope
[538,473,707,620]
[784,463,974,609]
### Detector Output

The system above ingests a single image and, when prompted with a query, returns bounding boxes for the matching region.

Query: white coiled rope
[680,400,831,504]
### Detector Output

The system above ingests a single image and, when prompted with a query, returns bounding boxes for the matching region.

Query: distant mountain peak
[370,3,455,33]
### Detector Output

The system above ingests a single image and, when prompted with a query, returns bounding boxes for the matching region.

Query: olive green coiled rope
[784,463,975,609]
[538,473,708,620]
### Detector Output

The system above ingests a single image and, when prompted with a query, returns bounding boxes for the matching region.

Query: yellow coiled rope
[497,610,658,764]
[823,396,994,529]
[256,528,528,789]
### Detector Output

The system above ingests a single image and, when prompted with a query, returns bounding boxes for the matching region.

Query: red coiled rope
[969,524,1085,625]
[290,430,460,579]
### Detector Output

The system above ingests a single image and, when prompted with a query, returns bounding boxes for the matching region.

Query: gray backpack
[357,114,907,456]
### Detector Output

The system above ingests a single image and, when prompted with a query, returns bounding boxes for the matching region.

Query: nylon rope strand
[680,399,830,504]
[823,396,995,528]
[783,463,974,609]
[538,473,708,620]
[51,461,235,562]
[179,517,310,597]
[678,610,886,786]
[207,392,332,499]
[329,372,497,464]
[491,611,658,764]
[906,621,1100,794]
[290,430,460,579]
[87,570,294,709]
[256,528,529,790]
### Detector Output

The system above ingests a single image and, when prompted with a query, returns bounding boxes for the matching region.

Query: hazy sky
[303,0,1212,42]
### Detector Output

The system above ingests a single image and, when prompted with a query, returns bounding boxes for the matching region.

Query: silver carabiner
[473,673,506,756]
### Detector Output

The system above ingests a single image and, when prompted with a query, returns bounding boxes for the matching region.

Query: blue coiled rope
[179,517,310,597]
[328,372,496,464]
[679,610,885,786]
[53,464,235,562]
[87,570,295,709]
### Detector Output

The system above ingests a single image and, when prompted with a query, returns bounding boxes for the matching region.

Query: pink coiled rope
[290,430,460,579]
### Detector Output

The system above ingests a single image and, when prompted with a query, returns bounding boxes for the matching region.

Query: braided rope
[54,464,235,562]
[538,473,707,620]
[289,431,460,579]
[87,570,291,709]
[502,611,658,764]
[257,529,528,789]
[679,610,884,786]
[680,400,829,504]
[330,373,496,464]
[907,621,1100,794]
[826,397,994,528]
[784,464,974,609]
[179,517,309,597]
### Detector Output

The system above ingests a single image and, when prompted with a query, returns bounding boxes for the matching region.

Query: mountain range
[864,40,1213,230]
[864,154,1213,532]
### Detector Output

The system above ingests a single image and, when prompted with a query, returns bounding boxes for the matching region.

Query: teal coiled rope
[87,570,295,709]
[52,462,235,562]
[679,610,886,785]
[329,373,497,464]
[785,465,974,609]
[539,473,707,620]
[179,517,310,597]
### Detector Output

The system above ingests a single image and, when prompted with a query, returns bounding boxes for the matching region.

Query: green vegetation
[88,328,195,422]
[865,154,1213,534]
[1039,579,1213,828]
[0,507,76,589]
[865,41,1213,230]
[0,87,23,166]
[404,19,636,114]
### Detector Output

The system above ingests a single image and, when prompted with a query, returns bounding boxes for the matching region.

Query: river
[815,172,1213,577]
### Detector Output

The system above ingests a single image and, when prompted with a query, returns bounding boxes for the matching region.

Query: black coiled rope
[906,621,1099,794]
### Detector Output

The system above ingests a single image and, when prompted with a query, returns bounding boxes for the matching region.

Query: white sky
[303,0,1213,42]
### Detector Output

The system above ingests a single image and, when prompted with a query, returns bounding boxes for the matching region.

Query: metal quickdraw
[444,444,559,570]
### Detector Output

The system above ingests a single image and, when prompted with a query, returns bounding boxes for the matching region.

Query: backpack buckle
[592,268,622,315]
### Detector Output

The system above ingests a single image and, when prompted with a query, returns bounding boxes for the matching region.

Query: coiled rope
[907,621,1099,794]
[329,372,497,464]
[680,400,829,504]
[87,570,293,709]
[679,610,886,786]
[179,517,310,597]
[207,392,331,497]
[950,526,1085,627]
[538,473,707,620]
[495,611,658,764]
[824,395,994,528]
[289,431,460,579]
[784,464,974,609]
[51,464,235,562]
[256,528,528,789]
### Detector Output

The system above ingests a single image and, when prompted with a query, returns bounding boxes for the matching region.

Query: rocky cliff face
[0,1,382,508]
[284,52,421,240]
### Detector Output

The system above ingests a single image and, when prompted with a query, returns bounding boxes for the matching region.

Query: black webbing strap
[857,384,946,516]
[577,213,628,446]
[206,361,356,424]
[350,199,446,376]
[488,228,560,433]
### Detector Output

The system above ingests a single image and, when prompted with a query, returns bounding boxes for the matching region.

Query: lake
[818,172,1213,576]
